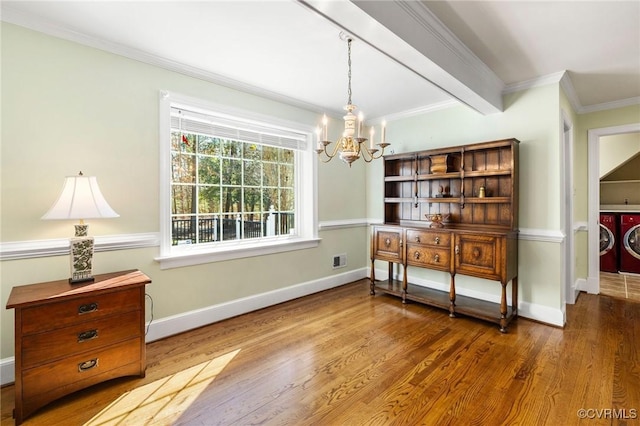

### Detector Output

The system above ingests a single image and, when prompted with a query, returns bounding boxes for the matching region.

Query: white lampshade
[42,173,119,220]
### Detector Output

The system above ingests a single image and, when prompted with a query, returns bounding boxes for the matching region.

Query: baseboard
[373,267,565,327]
[144,267,368,343]
[0,357,15,386]
[0,268,368,387]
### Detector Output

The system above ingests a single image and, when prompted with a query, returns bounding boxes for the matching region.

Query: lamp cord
[145,293,154,336]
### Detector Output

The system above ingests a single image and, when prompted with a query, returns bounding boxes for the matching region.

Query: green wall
[0,23,369,360]
[367,84,565,314]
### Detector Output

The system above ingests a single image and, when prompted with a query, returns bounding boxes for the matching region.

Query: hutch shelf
[370,138,519,332]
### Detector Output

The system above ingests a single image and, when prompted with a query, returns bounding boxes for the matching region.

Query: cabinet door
[454,234,503,280]
[372,227,404,263]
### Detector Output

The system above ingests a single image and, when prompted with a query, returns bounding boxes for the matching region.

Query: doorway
[587,123,640,295]
[561,111,577,306]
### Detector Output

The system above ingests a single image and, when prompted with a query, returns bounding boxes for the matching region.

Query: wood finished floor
[601,271,640,302]
[2,279,639,425]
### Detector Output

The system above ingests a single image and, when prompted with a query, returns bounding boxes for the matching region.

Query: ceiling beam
[298,0,504,115]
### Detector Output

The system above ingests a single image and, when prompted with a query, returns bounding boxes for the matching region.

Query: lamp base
[69,276,95,284]
[70,236,95,284]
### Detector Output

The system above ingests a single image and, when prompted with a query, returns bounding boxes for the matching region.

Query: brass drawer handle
[78,302,98,315]
[414,251,420,260]
[434,236,440,245]
[415,236,421,243]
[78,329,98,343]
[455,245,460,255]
[473,248,481,258]
[434,254,440,263]
[78,358,98,372]
[384,238,391,247]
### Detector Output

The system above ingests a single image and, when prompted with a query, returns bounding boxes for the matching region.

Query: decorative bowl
[425,213,450,228]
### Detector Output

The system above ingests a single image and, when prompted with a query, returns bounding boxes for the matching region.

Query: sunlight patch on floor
[84,349,240,425]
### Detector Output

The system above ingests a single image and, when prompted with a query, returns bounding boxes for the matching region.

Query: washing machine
[599,213,618,272]
[620,214,640,274]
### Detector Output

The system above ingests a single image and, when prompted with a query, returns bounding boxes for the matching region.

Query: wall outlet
[332,253,347,269]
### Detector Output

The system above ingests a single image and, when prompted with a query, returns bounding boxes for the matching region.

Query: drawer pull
[434,254,440,263]
[473,248,481,258]
[78,302,98,315]
[414,251,420,260]
[434,236,440,245]
[455,245,460,255]
[384,238,391,247]
[78,358,98,372]
[415,236,421,243]
[78,329,99,342]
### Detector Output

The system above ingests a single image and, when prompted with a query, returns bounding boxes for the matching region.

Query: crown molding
[1,6,331,116]
[504,70,640,114]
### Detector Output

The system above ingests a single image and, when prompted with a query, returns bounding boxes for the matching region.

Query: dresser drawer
[22,338,142,401]
[406,229,450,247]
[20,288,142,335]
[21,310,141,368]
[407,246,450,271]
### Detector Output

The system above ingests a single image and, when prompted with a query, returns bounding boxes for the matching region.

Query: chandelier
[315,34,390,167]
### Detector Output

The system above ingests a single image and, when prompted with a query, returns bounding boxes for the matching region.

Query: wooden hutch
[370,138,519,332]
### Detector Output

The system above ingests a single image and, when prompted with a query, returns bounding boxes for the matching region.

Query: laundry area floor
[600,271,640,302]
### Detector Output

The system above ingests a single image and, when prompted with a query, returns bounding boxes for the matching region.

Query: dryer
[599,213,618,273]
[620,214,640,274]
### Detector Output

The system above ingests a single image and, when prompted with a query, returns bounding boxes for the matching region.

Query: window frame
[156,91,319,269]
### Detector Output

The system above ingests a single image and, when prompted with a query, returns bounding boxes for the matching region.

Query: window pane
[199,156,220,184]
[243,159,261,186]
[221,187,241,213]
[220,213,239,241]
[280,188,294,211]
[280,164,294,188]
[198,186,220,213]
[263,162,279,186]
[198,215,218,243]
[172,153,196,183]
[222,139,242,158]
[280,149,294,164]
[172,185,195,214]
[171,132,196,153]
[198,136,220,156]
[262,188,278,211]
[172,214,196,245]
[243,187,261,212]
[242,213,263,239]
[222,159,242,185]
[243,143,262,160]
[263,146,279,162]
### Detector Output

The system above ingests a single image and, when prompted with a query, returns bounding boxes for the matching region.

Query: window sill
[154,236,321,269]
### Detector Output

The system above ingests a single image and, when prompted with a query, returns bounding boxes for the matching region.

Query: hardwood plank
[2,280,639,425]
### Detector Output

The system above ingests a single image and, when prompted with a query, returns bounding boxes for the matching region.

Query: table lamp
[42,171,119,283]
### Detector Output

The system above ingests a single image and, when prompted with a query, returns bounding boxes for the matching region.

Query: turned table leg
[499,280,508,333]
[449,274,456,317]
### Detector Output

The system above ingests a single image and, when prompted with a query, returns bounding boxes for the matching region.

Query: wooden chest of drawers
[6,269,151,425]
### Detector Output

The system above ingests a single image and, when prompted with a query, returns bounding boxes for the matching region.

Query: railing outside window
[172,208,294,245]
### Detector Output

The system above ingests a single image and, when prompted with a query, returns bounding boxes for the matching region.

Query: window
[157,92,318,269]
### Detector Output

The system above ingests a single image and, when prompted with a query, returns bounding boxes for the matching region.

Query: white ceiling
[2,1,639,121]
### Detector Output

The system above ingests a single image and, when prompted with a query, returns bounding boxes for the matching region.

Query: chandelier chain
[347,38,352,106]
